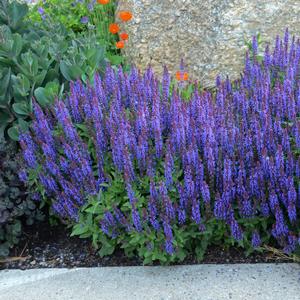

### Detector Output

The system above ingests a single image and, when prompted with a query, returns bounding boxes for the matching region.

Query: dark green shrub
[0,139,44,257]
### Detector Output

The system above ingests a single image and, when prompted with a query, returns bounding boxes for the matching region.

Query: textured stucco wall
[117,0,300,86]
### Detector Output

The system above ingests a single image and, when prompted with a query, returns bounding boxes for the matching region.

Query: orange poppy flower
[109,23,120,34]
[119,11,133,22]
[97,0,109,4]
[119,32,129,41]
[176,71,189,81]
[116,41,125,49]
[183,72,189,81]
[175,71,182,81]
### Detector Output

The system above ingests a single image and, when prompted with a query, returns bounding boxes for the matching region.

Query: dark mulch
[0,221,290,270]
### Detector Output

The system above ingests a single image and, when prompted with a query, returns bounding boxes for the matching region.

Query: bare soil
[0,221,289,270]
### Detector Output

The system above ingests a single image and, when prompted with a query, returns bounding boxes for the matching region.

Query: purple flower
[260,200,270,217]
[252,35,258,58]
[23,148,37,169]
[177,207,186,225]
[240,196,253,218]
[87,1,95,11]
[42,143,56,161]
[18,169,28,183]
[20,32,300,256]
[37,6,46,20]
[80,16,89,24]
[251,231,261,248]
[163,220,174,255]
[148,198,160,231]
[38,7,44,15]
[159,181,175,220]
[101,211,116,236]
[201,181,210,206]
[38,173,57,195]
[191,198,201,224]
[228,213,243,241]
[184,166,195,199]
[284,233,297,254]
[272,208,289,238]
[114,207,131,232]
[131,204,142,232]
[214,193,229,220]
[164,142,174,187]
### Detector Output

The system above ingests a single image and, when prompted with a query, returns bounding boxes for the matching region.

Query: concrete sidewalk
[0,264,299,300]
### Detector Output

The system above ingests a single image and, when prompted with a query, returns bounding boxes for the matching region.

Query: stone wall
[117,0,300,86]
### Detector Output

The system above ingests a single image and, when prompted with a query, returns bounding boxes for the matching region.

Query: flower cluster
[20,30,300,255]
[105,0,133,49]
[176,59,189,82]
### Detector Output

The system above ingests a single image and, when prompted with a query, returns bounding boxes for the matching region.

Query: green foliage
[71,170,269,265]
[0,0,111,140]
[28,0,120,53]
[0,0,29,33]
[29,0,88,33]
[67,122,274,264]
[0,139,44,257]
[245,32,264,62]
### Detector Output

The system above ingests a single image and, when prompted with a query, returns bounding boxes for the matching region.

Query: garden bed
[0,0,299,268]
[1,222,289,270]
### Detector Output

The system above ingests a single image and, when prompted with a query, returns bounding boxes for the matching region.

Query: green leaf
[60,61,82,81]
[129,234,141,245]
[20,52,38,77]
[12,221,21,234]
[143,256,153,265]
[177,249,186,261]
[88,47,105,66]
[108,55,124,66]
[71,224,89,236]
[12,102,30,115]
[99,241,115,257]
[85,205,102,214]
[7,125,19,141]
[18,118,29,132]
[34,82,59,107]
[12,34,23,56]
[195,246,206,261]
[12,74,30,97]
[0,245,10,257]
[0,111,14,138]
[8,2,28,30]
[44,69,59,83]
[0,123,6,140]
[92,232,99,249]
[0,68,11,103]
[34,70,47,86]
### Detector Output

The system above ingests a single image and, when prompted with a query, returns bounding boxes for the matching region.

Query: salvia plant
[19,30,300,264]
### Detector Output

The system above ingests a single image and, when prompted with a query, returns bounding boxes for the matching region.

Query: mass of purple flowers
[20,30,300,255]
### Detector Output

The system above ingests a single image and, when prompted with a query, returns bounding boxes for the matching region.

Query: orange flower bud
[119,11,133,22]
[175,71,189,81]
[175,71,182,81]
[109,23,120,34]
[97,0,110,4]
[183,72,189,81]
[119,32,129,41]
[116,41,125,49]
